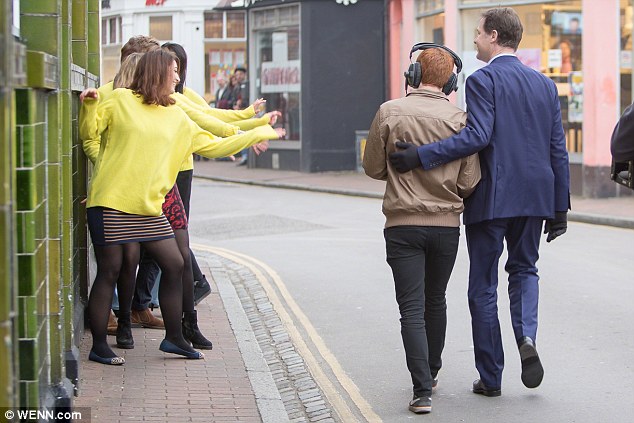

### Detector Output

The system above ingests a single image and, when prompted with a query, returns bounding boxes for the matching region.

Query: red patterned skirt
[163,184,188,230]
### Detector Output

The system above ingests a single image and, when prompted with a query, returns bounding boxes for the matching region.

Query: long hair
[162,42,187,94]
[128,49,177,107]
[113,52,144,89]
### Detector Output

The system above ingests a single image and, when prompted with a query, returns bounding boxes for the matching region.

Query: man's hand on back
[388,141,422,173]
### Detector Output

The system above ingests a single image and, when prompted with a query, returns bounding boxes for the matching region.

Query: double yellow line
[192,243,382,423]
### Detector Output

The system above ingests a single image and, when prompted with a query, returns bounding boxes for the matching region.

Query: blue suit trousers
[465,217,542,389]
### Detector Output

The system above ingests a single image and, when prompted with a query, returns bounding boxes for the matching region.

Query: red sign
[146,0,166,6]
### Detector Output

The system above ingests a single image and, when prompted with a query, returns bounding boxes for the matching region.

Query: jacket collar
[406,87,449,101]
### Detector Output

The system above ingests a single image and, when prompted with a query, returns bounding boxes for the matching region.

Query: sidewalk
[73,160,633,423]
[192,159,634,229]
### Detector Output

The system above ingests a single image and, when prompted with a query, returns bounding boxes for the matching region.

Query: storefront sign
[548,49,562,68]
[260,61,301,93]
[146,0,167,6]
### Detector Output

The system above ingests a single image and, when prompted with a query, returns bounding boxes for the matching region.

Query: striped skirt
[87,207,175,246]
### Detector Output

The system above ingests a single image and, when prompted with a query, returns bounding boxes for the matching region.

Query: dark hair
[482,8,523,51]
[128,50,177,107]
[162,42,187,94]
[120,35,160,63]
[417,48,454,89]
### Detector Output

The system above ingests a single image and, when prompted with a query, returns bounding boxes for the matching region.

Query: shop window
[254,9,301,142]
[416,12,445,44]
[102,16,121,45]
[109,17,117,44]
[149,16,172,41]
[459,2,583,156]
[418,0,444,14]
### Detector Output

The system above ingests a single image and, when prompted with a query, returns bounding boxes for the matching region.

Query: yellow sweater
[80,89,278,216]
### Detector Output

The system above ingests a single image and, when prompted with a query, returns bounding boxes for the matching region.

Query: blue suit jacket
[418,55,570,225]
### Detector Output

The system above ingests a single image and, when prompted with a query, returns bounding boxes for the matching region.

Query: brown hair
[120,35,160,63]
[417,48,454,89]
[128,50,177,107]
[113,53,144,89]
[482,8,523,51]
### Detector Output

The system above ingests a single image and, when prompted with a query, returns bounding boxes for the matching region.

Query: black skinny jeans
[384,225,459,397]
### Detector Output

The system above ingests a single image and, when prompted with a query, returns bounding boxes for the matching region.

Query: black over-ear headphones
[404,42,463,95]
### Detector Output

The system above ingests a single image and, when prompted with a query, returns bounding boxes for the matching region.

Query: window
[205,11,246,39]
[205,12,223,38]
[227,12,246,38]
[149,16,172,41]
[620,0,633,113]
[418,0,444,14]
[102,16,122,45]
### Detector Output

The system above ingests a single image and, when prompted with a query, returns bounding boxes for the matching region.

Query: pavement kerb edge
[194,174,634,230]
[203,254,289,423]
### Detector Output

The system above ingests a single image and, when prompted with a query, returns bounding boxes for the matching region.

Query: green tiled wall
[2,0,96,410]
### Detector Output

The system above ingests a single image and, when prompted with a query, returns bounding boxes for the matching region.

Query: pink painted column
[581,0,620,197]
[444,0,459,104]
[388,0,416,100]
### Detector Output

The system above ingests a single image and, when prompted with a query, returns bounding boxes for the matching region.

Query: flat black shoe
[88,350,125,365]
[472,379,501,397]
[159,339,204,359]
[518,336,544,388]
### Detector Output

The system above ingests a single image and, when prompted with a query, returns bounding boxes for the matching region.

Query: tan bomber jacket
[363,87,481,228]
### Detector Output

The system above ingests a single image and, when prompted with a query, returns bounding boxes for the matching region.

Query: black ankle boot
[116,311,134,349]
[182,311,213,350]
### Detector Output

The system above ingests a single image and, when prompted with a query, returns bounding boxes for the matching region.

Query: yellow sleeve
[80,83,115,163]
[205,105,256,122]
[230,115,270,131]
[183,87,210,108]
[192,125,278,159]
[79,96,112,147]
[175,95,239,137]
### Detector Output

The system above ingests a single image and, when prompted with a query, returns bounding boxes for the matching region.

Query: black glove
[388,141,422,173]
[543,211,568,242]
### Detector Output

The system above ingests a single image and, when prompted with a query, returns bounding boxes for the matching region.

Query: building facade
[388,0,633,198]
[1,0,98,411]
[100,0,247,103]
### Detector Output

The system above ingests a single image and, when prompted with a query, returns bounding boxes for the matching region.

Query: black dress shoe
[472,379,501,397]
[518,336,544,388]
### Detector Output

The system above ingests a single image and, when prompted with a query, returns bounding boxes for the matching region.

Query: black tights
[89,237,195,358]
[174,229,195,313]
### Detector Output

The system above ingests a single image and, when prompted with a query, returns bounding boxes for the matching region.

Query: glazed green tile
[48,95,61,163]
[71,0,87,40]
[25,51,59,90]
[20,295,38,339]
[15,89,36,125]
[60,26,71,90]
[72,41,87,68]
[34,123,46,165]
[88,54,100,77]
[88,0,100,13]
[17,211,36,253]
[61,93,72,147]
[48,240,61,314]
[20,16,59,56]
[34,244,47,300]
[17,297,27,337]
[48,314,62,379]
[19,339,37,381]
[16,168,36,211]
[34,201,47,246]
[34,163,46,207]
[17,125,33,167]
[48,165,61,238]
[24,380,39,408]
[18,254,36,296]
[21,0,59,14]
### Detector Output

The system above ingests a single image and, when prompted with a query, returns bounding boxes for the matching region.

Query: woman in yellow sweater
[80,49,284,365]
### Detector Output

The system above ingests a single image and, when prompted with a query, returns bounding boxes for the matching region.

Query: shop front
[245,0,386,172]
[411,0,633,197]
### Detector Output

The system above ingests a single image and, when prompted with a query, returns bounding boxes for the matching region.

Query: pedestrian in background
[389,7,570,396]
[364,44,480,414]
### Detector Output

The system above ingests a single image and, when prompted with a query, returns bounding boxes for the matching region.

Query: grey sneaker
[409,396,432,414]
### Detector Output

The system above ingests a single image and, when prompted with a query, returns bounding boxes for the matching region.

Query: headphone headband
[409,42,462,74]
